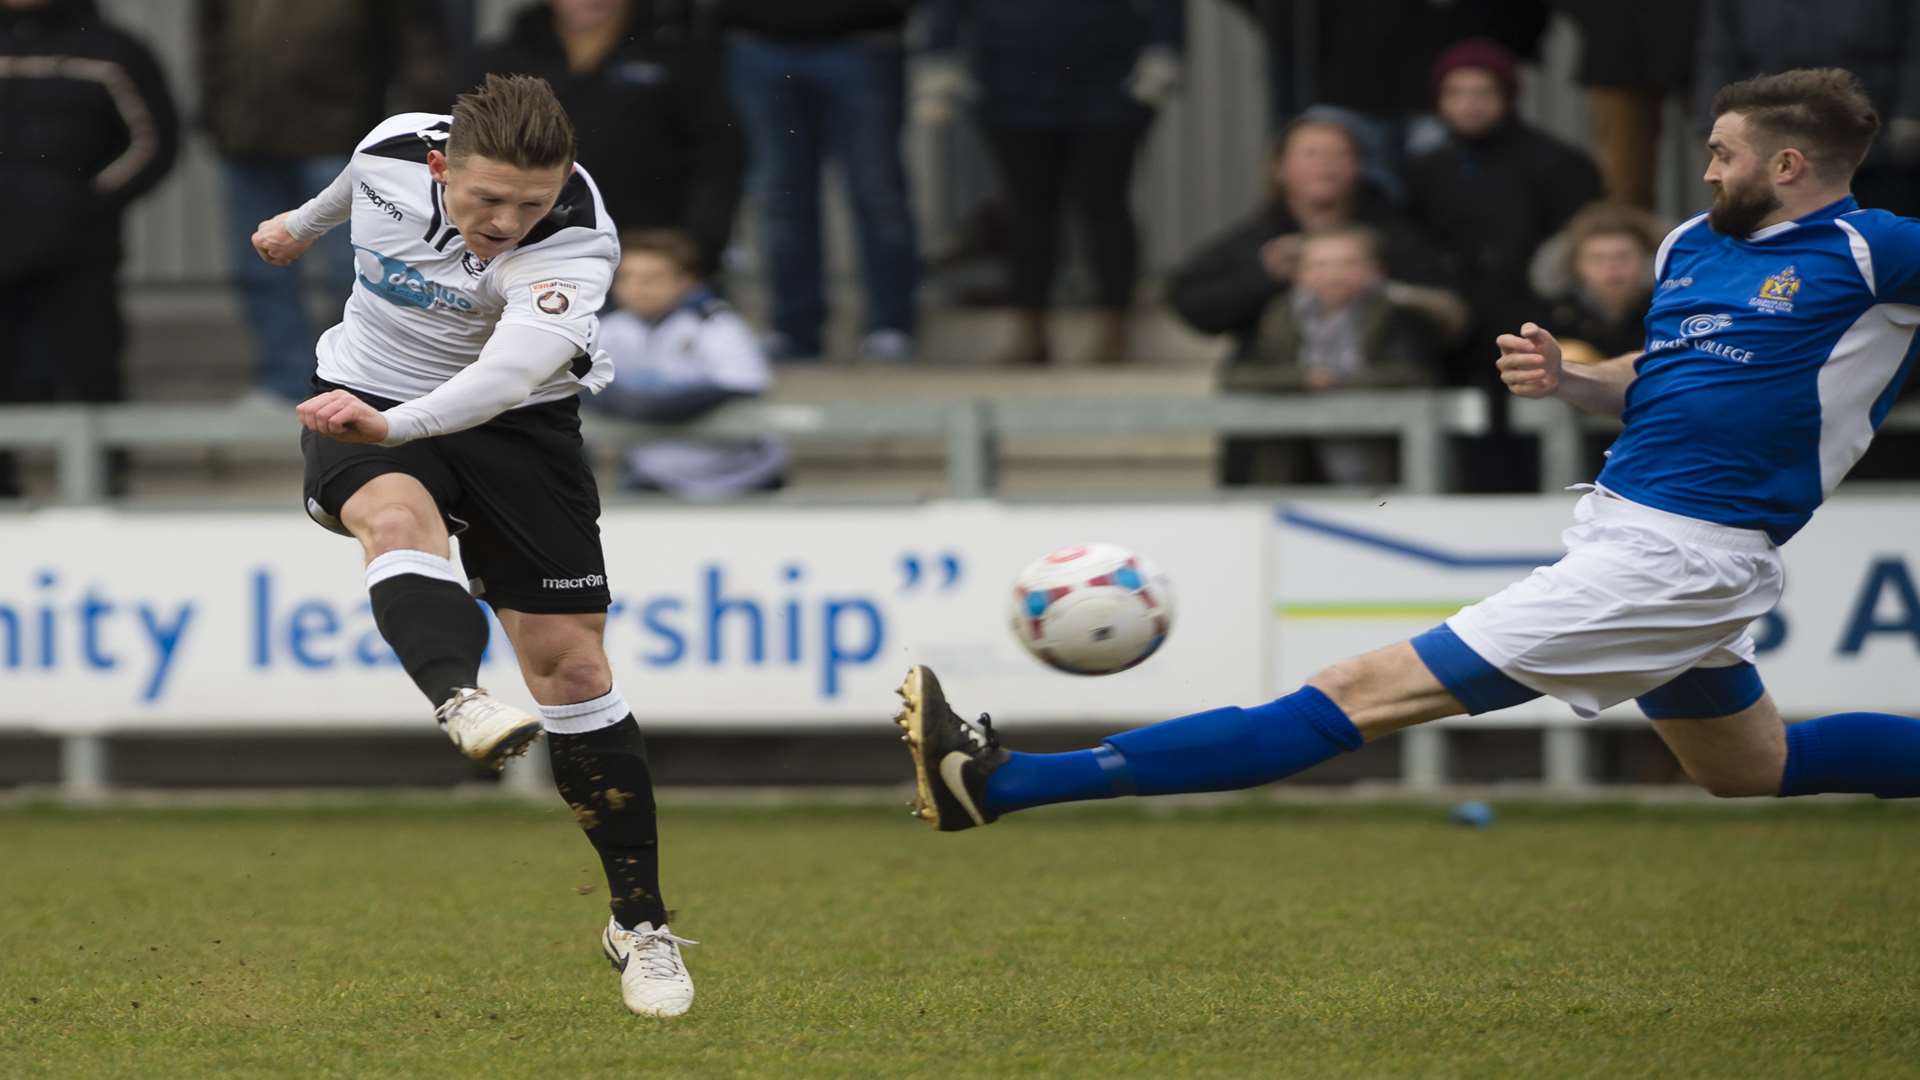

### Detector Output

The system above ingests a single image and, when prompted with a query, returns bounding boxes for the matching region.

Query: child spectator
[1542,203,1662,364]
[589,230,786,499]
[1169,116,1462,361]
[1219,226,1445,485]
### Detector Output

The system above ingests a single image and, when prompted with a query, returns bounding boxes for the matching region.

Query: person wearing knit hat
[1404,36,1603,492]
[1431,38,1519,110]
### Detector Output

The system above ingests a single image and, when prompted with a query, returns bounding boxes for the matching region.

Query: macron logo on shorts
[542,574,607,590]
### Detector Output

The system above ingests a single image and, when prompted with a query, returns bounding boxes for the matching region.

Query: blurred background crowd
[6,0,1920,500]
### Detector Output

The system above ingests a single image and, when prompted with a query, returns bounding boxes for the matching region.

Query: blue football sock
[983,686,1364,815]
[1779,712,1920,798]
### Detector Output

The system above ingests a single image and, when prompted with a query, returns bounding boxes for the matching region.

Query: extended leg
[897,637,1474,831]
[338,472,540,768]
[341,473,487,709]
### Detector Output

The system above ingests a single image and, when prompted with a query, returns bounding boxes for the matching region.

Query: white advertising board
[0,504,1267,733]
[1272,496,1920,720]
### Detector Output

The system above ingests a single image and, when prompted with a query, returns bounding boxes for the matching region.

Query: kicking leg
[498,609,693,1017]
[897,634,1484,831]
[341,475,535,767]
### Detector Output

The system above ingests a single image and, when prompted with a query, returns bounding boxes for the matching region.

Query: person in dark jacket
[1167,116,1462,360]
[199,0,451,403]
[1552,0,1697,210]
[1404,39,1601,378]
[1696,0,1920,216]
[470,0,746,277]
[1403,39,1600,492]
[722,0,919,363]
[1217,0,1548,145]
[919,0,1184,366]
[1,0,178,497]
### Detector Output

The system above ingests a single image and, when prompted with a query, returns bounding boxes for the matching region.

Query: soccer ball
[1009,543,1175,675]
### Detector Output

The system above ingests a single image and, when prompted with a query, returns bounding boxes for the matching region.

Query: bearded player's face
[1703,113,1784,240]
[427,150,571,261]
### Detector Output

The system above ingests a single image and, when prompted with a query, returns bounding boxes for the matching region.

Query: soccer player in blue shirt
[897,68,1920,828]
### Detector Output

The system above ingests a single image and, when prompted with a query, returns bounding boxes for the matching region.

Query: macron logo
[542,574,607,590]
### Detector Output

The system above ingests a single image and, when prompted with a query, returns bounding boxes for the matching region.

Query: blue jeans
[222,157,354,400]
[728,37,919,352]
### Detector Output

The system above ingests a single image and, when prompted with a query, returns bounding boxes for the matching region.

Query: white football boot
[602,918,698,1017]
[433,687,542,770]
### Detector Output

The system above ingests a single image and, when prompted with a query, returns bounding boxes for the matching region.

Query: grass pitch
[1,797,1916,1079]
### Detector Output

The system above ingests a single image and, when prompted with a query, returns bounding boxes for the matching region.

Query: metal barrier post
[1401,400,1444,495]
[500,738,551,799]
[1543,727,1591,790]
[61,734,109,800]
[1537,412,1586,493]
[55,407,105,503]
[1400,727,1446,790]
[946,401,994,498]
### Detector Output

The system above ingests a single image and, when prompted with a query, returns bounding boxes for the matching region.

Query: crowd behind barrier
[5,0,1920,501]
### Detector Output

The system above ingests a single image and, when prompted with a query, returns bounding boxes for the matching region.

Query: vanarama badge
[1750,265,1801,313]
[530,278,579,317]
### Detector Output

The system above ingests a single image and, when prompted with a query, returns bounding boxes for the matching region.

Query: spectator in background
[1541,202,1662,363]
[918,0,1185,366]
[1216,0,1548,159]
[1552,0,1697,211]
[722,0,918,363]
[1219,226,1446,485]
[1405,39,1599,492]
[1696,0,1920,217]
[198,0,450,404]
[470,0,745,276]
[1167,116,1463,361]
[1407,40,1601,363]
[1,0,178,497]
[588,229,786,499]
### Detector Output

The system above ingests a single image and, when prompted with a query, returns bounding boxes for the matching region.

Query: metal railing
[13,388,1913,798]
[1512,397,1920,493]
[0,389,1491,503]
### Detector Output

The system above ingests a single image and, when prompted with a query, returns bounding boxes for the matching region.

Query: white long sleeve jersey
[291,112,619,410]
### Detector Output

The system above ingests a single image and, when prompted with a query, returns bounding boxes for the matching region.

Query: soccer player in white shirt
[251,75,694,1017]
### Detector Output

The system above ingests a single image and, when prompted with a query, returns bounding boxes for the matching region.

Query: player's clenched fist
[297,389,391,444]
[1494,322,1564,399]
[252,211,314,267]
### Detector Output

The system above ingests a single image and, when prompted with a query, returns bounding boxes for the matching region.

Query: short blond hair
[448,74,575,170]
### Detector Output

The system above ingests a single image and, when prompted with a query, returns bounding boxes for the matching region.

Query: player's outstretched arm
[254,166,354,268]
[251,211,315,267]
[297,389,390,444]
[373,324,581,446]
[1495,322,1638,418]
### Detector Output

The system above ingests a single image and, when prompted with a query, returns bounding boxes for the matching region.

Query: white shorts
[1445,487,1785,718]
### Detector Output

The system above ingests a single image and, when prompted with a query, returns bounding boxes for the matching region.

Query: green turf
[2,798,1916,1079]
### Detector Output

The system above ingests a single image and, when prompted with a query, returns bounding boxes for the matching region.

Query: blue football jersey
[1596,196,1920,543]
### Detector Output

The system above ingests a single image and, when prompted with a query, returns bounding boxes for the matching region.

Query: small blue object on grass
[1449,800,1495,828]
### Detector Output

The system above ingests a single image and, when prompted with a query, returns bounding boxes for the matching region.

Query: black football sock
[365,549,489,708]
[542,690,668,930]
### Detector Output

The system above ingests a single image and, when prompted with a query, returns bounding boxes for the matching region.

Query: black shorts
[301,378,611,614]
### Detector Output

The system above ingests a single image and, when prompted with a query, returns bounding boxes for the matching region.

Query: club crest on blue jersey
[353,245,477,312]
[1750,265,1801,313]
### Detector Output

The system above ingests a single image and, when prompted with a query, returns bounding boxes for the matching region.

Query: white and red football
[1008,542,1175,676]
